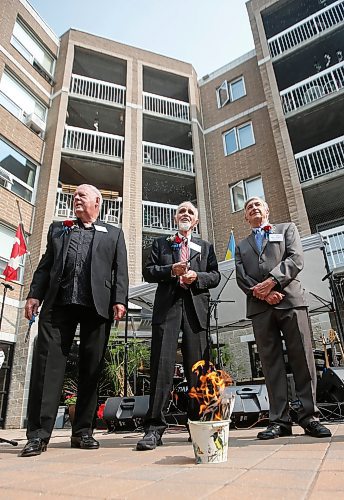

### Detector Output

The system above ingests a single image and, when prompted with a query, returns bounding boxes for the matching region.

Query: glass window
[238,123,255,149]
[229,77,246,101]
[230,176,265,212]
[11,20,55,76]
[0,138,36,202]
[0,225,25,282]
[223,122,255,156]
[216,81,229,108]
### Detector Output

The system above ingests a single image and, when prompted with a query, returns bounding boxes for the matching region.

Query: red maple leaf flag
[3,224,28,282]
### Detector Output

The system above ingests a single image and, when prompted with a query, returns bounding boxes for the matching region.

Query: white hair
[176,201,198,219]
[244,196,268,211]
[77,184,103,209]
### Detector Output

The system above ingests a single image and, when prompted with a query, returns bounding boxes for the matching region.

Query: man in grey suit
[235,196,331,439]
[20,184,128,457]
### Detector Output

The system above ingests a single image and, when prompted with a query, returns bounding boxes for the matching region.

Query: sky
[28,0,254,77]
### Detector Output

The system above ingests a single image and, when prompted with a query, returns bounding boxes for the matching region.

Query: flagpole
[15,199,34,277]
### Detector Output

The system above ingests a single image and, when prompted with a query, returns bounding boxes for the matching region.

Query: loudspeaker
[317,367,344,403]
[224,385,269,427]
[103,396,150,431]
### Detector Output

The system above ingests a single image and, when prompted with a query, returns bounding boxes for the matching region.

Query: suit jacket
[143,235,220,329]
[27,219,129,319]
[235,222,307,318]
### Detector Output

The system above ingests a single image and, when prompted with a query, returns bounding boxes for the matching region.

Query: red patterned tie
[180,239,189,288]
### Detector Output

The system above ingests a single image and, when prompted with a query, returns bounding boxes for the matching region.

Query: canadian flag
[3,224,28,282]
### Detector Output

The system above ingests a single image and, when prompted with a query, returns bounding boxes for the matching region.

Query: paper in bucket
[188,419,230,464]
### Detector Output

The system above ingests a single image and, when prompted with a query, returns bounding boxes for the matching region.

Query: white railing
[280,61,344,114]
[143,92,190,122]
[142,141,194,173]
[268,0,344,58]
[142,201,199,234]
[55,191,122,225]
[322,225,344,270]
[63,126,124,160]
[295,135,344,182]
[70,74,126,106]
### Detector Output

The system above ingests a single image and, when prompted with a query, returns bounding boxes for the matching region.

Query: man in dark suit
[235,196,331,439]
[136,201,220,451]
[20,184,128,457]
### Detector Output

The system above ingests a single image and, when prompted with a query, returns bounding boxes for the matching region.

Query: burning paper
[189,360,234,422]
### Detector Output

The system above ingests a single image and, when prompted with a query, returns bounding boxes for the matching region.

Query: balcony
[280,61,344,114]
[55,191,122,225]
[268,0,344,59]
[142,201,198,234]
[142,141,194,174]
[70,74,126,107]
[322,225,344,270]
[143,92,190,122]
[62,126,124,161]
[295,135,344,183]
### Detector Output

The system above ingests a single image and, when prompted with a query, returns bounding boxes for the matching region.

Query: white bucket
[188,419,230,464]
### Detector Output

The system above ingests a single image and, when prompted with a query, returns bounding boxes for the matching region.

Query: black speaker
[103,396,150,431]
[317,367,344,403]
[224,385,269,427]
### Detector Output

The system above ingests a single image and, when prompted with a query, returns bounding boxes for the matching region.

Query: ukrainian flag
[225,230,236,260]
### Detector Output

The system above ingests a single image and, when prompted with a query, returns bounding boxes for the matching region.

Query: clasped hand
[172,261,198,284]
[251,278,284,305]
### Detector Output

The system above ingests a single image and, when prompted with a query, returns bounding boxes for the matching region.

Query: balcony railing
[322,225,344,270]
[295,135,344,183]
[142,141,194,173]
[55,191,122,225]
[143,92,190,122]
[142,201,199,234]
[70,74,126,107]
[268,0,344,59]
[280,61,344,114]
[63,126,124,160]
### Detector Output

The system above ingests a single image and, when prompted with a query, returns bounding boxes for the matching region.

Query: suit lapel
[92,220,106,255]
[248,233,259,256]
[261,234,268,254]
[189,236,201,270]
[62,231,73,268]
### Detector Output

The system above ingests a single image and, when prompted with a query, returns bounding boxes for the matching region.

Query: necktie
[254,228,264,253]
[180,239,189,288]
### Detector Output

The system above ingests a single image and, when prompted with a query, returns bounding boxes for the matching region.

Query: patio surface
[1,423,344,499]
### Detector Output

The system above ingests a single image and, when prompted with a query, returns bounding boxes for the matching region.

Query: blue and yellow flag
[225,230,236,260]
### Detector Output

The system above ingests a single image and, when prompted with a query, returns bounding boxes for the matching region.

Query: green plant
[64,394,77,406]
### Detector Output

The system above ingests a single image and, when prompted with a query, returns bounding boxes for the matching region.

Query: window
[0,138,37,202]
[0,225,25,283]
[230,176,265,212]
[11,19,55,79]
[216,77,246,108]
[223,122,255,155]
[0,71,47,133]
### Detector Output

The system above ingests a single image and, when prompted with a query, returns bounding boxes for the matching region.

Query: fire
[189,360,233,421]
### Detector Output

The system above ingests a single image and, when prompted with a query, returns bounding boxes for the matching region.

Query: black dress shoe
[304,421,332,438]
[19,438,48,457]
[136,431,163,451]
[71,435,99,449]
[257,423,292,440]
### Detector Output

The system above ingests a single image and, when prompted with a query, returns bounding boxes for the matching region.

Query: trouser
[26,304,111,441]
[145,290,209,434]
[251,306,317,427]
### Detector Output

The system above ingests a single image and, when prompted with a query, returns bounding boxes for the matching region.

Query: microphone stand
[208,269,235,369]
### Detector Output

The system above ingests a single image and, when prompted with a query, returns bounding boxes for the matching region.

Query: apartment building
[0,0,59,427]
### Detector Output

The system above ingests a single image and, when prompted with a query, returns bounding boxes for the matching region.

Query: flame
[189,360,232,421]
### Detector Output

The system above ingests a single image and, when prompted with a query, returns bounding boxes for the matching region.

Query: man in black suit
[20,184,128,457]
[235,196,331,440]
[136,201,220,450]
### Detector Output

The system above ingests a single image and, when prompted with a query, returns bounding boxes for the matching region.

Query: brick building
[0,0,343,426]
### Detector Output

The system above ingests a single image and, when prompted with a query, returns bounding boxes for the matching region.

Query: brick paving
[0,423,344,499]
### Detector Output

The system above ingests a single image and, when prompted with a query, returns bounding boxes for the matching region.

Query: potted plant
[64,394,77,424]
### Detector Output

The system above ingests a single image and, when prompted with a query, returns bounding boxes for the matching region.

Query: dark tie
[254,229,264,253]
[180,239,189,288]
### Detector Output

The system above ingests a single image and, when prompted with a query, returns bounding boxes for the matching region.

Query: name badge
[94,225,108,233]
[269,233,283,242]
[189,241,201,253]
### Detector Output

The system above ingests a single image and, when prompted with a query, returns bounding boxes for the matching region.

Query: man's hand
[25,298,40,320]
[181,270,198,285]
[113,304,126,320]
[265,291,284,305]
[172,261,188,277]
[251,277,276,300]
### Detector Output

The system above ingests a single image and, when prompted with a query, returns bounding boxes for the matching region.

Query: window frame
[223,121,255,156]
[229,175,264,213]
[216,76,246,109]
[229,76,246,102]
[216,80,230,108]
